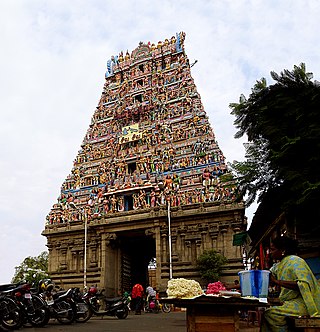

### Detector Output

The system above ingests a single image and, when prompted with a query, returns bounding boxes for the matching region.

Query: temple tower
[42,32,246,296]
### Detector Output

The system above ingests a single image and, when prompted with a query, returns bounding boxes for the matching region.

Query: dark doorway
[134,94,142,103]
[128,162,136,174]
[138,64,144,73]
[119,232,156,293]
[124,195,133,211]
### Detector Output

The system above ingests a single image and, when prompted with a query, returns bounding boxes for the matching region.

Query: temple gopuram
[42,32,246,296]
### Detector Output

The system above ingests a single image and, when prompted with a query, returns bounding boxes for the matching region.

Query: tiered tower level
[43,32,246,295]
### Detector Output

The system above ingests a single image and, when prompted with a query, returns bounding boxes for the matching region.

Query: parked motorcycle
[71,287,93,323]
[0,281,50,328]
[37,279,76,324]
[144,295,160,313]
[82,286,129,319]
[0,294,22,330]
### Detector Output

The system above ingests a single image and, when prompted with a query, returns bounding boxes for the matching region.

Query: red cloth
[259,243,265,269]
[131,284,144,298]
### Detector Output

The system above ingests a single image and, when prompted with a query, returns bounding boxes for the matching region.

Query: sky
[0,0,319,284]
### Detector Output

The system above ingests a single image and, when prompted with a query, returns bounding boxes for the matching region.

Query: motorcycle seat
[0,283,27,294]
[52,288,72,300]
[52,291,66,299]
[0,283,19,292]
[104,296,122,303]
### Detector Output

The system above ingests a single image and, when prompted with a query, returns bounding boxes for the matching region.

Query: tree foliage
[196,249,227,283]
[12,251,50,285]
[229,63,320,219]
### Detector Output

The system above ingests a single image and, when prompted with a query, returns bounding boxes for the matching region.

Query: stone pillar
[104,232,117,296]
[171,228,178,262]
[100,233,107,289]
[46,242,54,273]
[59,243,68,271]
[71,250,78,271]
[209,225,219,250]
[195,239,202,259]
[199,223,208,252]
[178,225,187,261]
[89,238,98,268]
[185,240,192,262]
[154,227,163,291]
[232,221,243,258]
[160,226,168,263]
[219,223,229,256]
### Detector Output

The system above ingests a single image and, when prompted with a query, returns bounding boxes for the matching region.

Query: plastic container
[238,270,270,298]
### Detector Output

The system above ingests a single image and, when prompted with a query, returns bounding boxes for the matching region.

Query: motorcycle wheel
[75,302,93,323]
[116,306,129,319]
[0,297,23,330]
[56,301,76,324]
[161,303,172,313]
[28,294,50,327]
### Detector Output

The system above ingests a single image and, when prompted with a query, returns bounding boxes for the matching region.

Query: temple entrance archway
[118,231,156,293]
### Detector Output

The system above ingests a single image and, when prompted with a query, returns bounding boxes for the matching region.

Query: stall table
[161,294,269,332]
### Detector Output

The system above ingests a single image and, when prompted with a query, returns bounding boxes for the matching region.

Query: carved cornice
[185,224,201,241]
[145,228,156,237]
[160,225,168,236]
[208,224,219,239]
[43,201,245,236]
[219,222,230,233]
[178,225,187,236]
[231,222,242,232]
[105,232,117,246]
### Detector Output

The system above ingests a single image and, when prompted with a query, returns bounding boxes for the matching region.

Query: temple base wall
[43,202,245,295]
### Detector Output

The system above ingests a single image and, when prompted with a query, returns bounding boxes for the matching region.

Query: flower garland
[206,281,226,295]
[166,278,204,298]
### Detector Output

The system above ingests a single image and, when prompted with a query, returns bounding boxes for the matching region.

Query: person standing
[131,283,144,315]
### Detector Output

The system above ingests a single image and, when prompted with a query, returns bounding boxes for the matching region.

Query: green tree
[12,251,50,285]
[196,249,227,283]
[229,63,320,222]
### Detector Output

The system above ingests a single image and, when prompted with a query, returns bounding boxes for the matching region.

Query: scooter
[144,295,160,313]
[82,286,129,319]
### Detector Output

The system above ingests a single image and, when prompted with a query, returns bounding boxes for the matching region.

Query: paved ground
[4,311,186,332]
[1,311,260,331]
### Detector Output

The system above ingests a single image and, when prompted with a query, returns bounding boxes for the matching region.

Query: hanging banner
[233,231,249,246]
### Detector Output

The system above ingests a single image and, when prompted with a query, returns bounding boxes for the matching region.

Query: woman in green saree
[260,236,320,332]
